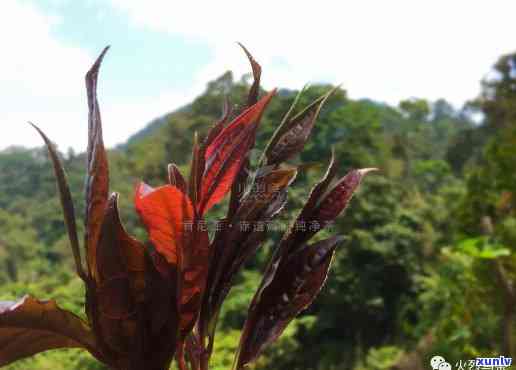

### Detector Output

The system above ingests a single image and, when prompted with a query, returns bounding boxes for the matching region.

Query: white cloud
[4,0,516,152]
[110,0,516,107]
[0,0,197,151]
[0,0,92,150]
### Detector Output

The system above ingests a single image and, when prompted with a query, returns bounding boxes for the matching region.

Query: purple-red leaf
[0,296,101,366]
[204,169,295,320]
[29,122,86,281]
[228,44,261,217]
[236,236,342,369]
[168,163,188,194]
[199,90,276,215]
[284,163,375,256]
[90,193,146,364]
[314,168,377,223]
[203,97,233,150]
[85,46,110,282]
[238,42,262,107]
[178,213,209,336]
[188,132,204,206]
[266,88,337,166]
[97,193,145,315]
[299,150,339,222]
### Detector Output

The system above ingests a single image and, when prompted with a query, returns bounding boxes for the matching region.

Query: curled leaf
[228,44,261,217]
[238,42,262,107]
[168,164,188,193]
[85,46,110,282]
[314,168,377,223]
[285,164,375,255]
[0,296,101,366]
[188,132,204,206]
[266,87,338,166]
[299,150,339,222]
[236,236,342,369]
[89,193,146,364]
[97,193,145,314]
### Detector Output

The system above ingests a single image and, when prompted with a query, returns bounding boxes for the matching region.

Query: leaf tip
[86,46,110,79]
[358,167,379,178]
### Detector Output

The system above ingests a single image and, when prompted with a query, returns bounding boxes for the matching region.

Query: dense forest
[1,50,516,370]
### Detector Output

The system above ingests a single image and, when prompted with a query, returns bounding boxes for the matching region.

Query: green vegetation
[2,51,516,369]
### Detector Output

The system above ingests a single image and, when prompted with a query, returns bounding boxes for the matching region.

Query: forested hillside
[1,51,516,370]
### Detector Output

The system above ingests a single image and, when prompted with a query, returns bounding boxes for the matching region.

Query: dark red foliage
[0,45,375,370]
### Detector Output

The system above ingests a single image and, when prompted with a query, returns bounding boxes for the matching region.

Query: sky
[2,0,516,152]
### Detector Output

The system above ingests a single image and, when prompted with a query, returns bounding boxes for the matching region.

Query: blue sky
[2,0,516,151]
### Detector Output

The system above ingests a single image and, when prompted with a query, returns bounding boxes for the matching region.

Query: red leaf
[135,183,194,266]
[199,90,276,215]
[134,183,209,337]
[213,45,260,217]
[85,46,110,282]
[203,97,232,150]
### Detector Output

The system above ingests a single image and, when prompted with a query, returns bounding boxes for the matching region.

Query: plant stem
[177,342,189,370]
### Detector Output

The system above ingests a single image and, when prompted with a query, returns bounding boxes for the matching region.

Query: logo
[431,356,451,370]
[431,355,513,369]
[476,356,512,367]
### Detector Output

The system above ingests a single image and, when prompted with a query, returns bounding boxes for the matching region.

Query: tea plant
[0,45,374,370]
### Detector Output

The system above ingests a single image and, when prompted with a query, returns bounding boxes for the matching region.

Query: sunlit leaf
[203,97,232,150]
[134,183,209,336]
[134,183,194,267]
[229,44,261,217]
[199,90,276,215]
